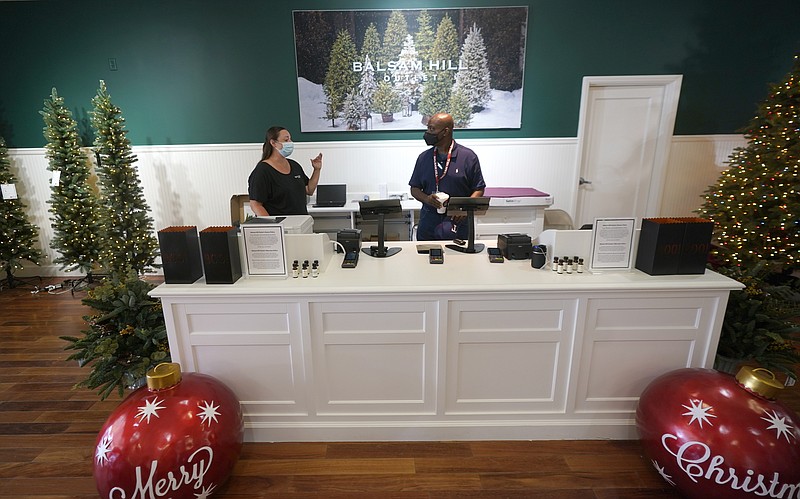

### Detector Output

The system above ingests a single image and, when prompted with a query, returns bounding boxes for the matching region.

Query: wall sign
[293,7,528,132]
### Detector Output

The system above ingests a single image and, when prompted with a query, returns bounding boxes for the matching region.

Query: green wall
[1,0,798,148]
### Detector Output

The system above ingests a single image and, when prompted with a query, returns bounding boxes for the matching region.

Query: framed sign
[293,7,528,132]
[589,218,636,272]
[241,224,288,278]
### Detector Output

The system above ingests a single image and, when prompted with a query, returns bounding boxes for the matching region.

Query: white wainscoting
[8,134,744,276]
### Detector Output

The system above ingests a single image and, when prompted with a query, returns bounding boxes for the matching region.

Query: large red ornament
[636,367,800,499]
[93,363,244,499]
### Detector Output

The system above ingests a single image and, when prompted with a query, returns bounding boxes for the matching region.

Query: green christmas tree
[0,136,42,286]
[323,29,359,127]
[419,15,459,120]
[379,10,408,66]
[360,23,382,66]
[91,80,159,276]
[448,87,473,128]
[414,9,435,65]
[697,54,799,272]
[41,88,102,274]
[373,80,401,117]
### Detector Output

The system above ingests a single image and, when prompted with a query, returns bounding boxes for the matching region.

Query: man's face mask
[423,129,442,146]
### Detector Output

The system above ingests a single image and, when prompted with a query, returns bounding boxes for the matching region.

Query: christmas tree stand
[67,271,106,295]
[0,264,42,292]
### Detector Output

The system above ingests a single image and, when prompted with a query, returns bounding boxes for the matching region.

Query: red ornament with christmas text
[636,367,800,499]
[93,363,243,499]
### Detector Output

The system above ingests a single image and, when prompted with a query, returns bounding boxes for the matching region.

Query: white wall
[8,134,744,276]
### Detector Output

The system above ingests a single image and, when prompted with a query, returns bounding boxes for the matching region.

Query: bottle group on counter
[552,256,584,274]
[292,260,320,278]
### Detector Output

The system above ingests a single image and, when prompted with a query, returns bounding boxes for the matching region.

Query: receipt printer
[498,233,532,260]
[337,229,362,254]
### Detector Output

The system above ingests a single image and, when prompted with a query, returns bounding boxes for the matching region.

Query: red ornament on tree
[93,363,244,499]
[636,367,800,499]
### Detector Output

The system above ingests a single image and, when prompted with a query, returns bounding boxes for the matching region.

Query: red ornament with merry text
[636,367,800,499]
[93,363,244,499]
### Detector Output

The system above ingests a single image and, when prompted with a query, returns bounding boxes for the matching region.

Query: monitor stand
[362,213,402,258]
[445,209,485,254]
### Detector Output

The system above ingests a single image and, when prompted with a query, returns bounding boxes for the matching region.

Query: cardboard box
[157,226,203,284]
[200,226,242,284]
[230,194,252,226]
[635,218,713,275]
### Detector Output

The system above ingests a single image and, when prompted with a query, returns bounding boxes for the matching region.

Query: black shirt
[247,159,310,215]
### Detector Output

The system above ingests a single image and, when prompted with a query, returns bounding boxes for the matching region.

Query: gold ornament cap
[146,362,182,390]
[735,366,783,400]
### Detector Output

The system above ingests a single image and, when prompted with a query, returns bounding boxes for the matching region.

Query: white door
[573,75,682,228]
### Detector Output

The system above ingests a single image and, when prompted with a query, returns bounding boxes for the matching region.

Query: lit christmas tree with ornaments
[91,80,159,276]
[41,88,103,275]
[0,136,43,287]
[697,54,799,272]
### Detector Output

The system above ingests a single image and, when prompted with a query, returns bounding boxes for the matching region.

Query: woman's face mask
[277,140,294,157]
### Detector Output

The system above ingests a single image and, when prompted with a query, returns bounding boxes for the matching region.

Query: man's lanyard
[433,140,454,193]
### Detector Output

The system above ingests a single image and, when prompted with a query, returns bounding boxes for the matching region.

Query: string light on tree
[697,54,800,271]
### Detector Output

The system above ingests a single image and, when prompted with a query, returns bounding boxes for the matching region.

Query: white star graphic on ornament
[194,483,216,499]
[651,459,675,486]
[95,431,113,466]
[197,400,221,427]
[681,398,716,428]
[761,409,795,442]
[135,397,166,424]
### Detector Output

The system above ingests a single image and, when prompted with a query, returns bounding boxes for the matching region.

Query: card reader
[341,251,359,268]
[429,247,444,264]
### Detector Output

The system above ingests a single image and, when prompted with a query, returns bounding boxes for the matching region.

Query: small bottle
[557,259,564,274]
[552,257,559,272]
[301,263,309,278]
[565,259,573,274]
[572,258,579,273]
[311,262,319,278]
[291,262,299,278]
[577,258,585,273]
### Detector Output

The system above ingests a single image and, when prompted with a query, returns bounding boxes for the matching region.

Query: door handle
[579,177,592,185]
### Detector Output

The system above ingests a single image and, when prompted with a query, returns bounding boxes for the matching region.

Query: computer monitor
[358,199,402,258]
[446,196,490,254]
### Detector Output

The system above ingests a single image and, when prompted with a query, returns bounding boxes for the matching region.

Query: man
[409,113,486,241]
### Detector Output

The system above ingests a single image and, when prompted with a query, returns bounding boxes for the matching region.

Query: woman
[248,126,323,216]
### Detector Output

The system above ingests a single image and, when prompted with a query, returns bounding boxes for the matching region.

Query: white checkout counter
[151,240,741,442]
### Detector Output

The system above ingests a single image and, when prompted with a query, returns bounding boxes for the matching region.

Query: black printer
[497,233,532,260]
[336,229,362,254]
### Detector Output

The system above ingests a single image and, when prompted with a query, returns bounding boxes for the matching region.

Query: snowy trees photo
[294,7,528,131]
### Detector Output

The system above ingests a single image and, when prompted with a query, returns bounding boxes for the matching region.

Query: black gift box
[200,226,242,284]
[635,218,713,275]
[157,226,203,284]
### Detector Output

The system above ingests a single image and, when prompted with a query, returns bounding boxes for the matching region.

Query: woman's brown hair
[261,126,286,160]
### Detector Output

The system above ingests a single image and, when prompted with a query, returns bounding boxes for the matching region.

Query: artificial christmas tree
[697,54,800,379]
[379,10,408,68]
[41,88,103,277]
[418,15,459,122]
[91,80,159,276]
[323,29,359,127]
[453,23,492,112]
[360,23,381,66]
[0,136,43,289]
[697,54,799,272]
[395,34,424,117]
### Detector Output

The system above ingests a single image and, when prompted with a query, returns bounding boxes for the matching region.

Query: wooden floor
[1,278,798,498]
